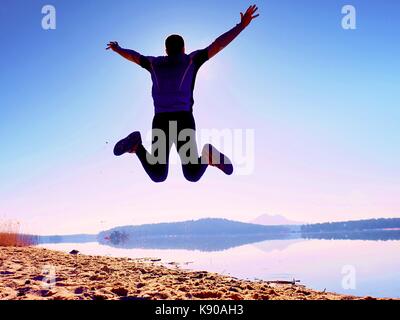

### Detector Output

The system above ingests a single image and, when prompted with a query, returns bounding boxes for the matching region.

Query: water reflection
[38,230,400,252]
[302,229,400,241]
[39,238,400,298]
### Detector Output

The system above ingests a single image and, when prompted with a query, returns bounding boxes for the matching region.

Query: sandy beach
[0,246,379,300]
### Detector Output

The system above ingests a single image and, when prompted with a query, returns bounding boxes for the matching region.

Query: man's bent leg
[176,113,208,182]
[135,114,171,183]
[179,138,208,183]
[136,145,169,183]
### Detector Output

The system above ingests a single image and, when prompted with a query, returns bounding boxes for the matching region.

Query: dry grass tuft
[0,221,37,247]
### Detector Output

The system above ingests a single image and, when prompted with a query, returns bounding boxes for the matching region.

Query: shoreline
[0,246,381,300]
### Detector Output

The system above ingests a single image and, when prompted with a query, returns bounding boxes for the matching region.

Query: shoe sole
[114,132,141,156]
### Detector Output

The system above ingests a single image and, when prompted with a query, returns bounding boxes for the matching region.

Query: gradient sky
[1,0,399,235]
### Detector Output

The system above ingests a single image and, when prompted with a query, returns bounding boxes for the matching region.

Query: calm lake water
[40,238,400,298]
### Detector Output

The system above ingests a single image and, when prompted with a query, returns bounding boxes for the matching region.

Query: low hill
[98,218,293,239]
[97,218,297,251]
[301,218,400,233]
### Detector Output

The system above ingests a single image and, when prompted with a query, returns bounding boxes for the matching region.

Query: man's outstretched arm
[207,5,259,59]
[106,41,142,65]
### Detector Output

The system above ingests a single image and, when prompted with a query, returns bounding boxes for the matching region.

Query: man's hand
[240,5,259,28]
[106,41,121,52]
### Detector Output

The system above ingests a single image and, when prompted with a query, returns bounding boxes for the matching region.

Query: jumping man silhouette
[107,5,259,183]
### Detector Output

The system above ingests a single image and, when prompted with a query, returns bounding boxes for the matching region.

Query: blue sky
[0,0,399,234]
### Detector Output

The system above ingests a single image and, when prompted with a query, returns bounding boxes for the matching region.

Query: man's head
[165,34,185,56]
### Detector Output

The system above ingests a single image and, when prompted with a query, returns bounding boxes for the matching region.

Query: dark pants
[136,112,208,183]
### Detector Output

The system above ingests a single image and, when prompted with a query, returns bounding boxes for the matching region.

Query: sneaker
[202,144,234,175]
[113,132,142,156]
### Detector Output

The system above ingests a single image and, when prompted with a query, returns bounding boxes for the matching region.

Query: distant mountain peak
[251,214,305,226]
